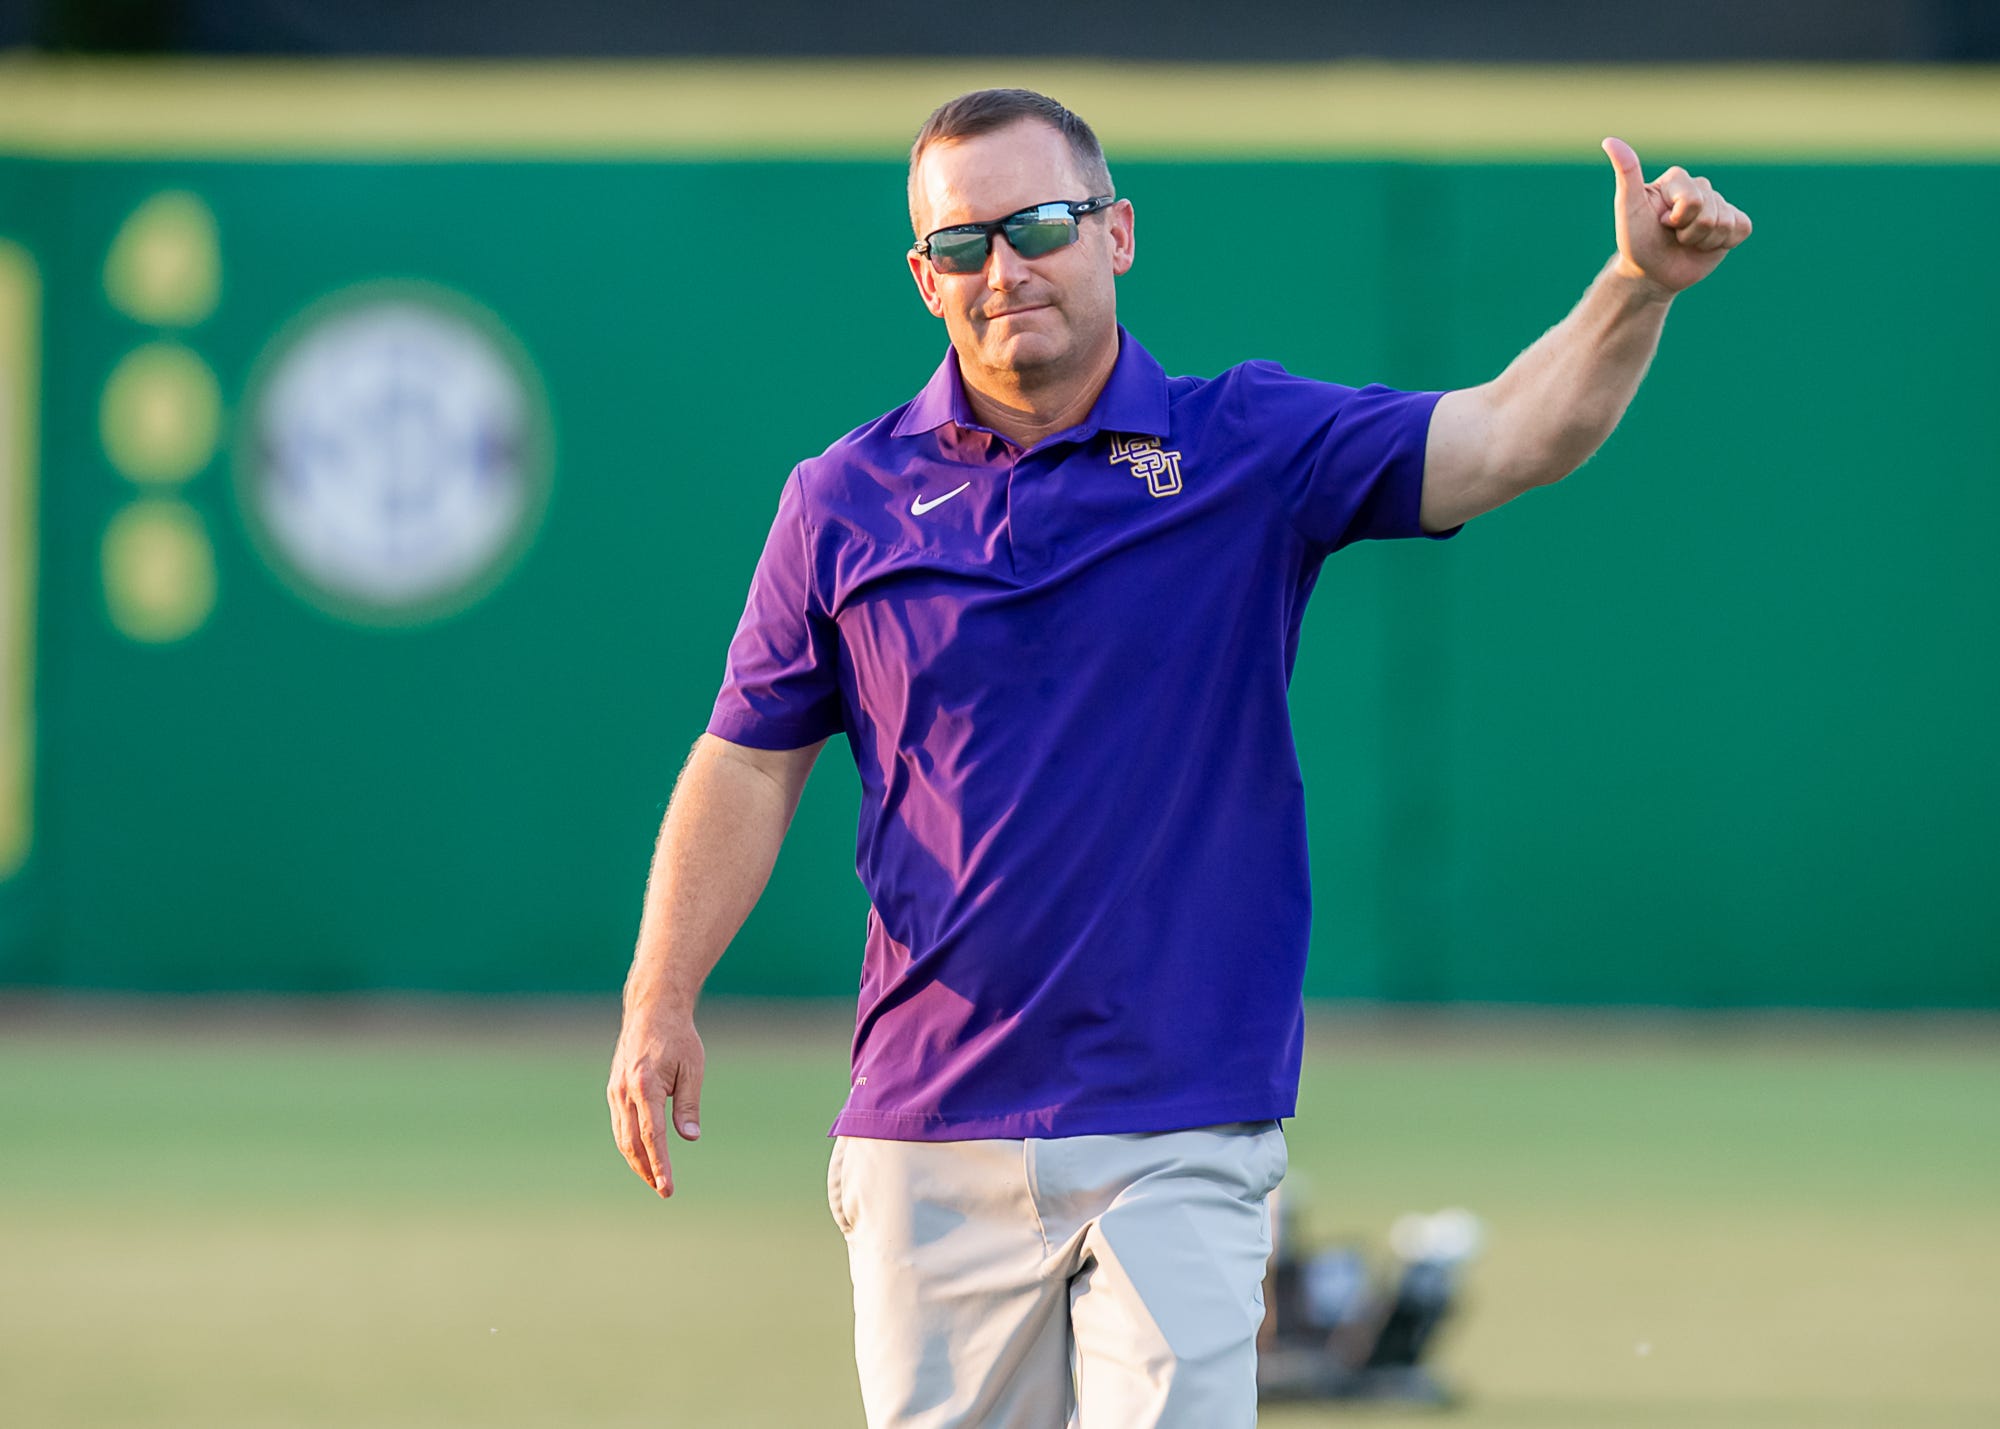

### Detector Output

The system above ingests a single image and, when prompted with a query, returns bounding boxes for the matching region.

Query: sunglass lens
[1004,216,1078,259]
[928,231,990,273]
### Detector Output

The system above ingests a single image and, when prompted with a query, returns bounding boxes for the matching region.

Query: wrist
[622,961,700,1021]
[1604,254,1677,308]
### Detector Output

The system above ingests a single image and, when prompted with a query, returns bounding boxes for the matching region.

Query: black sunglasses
[913,196,1118,274]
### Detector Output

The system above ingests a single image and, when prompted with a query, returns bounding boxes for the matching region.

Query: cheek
[938,278,979,314]
[937,303,982,344]
[1062,270,1110,320]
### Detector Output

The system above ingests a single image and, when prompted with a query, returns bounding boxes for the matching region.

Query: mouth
[984,304,1050,321]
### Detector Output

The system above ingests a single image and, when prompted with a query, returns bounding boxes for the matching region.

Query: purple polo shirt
[708,329,1449,1140]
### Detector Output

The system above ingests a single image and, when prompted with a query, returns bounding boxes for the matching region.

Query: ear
[1107,199,1136,277]
[907,249,946,318]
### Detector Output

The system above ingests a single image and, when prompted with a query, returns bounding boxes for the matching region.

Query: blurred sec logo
[235,282,553,627]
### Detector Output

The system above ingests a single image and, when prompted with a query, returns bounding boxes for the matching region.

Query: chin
[980,330,1067,374]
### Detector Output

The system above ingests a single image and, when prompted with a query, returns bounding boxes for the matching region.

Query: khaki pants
[827,1121,1286,1428]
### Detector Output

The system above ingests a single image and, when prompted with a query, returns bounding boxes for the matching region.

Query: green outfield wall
[0,62,1994,1005]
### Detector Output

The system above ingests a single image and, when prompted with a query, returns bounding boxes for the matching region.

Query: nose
[985,231,1031,290]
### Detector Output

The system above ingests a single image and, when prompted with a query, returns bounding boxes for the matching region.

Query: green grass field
[3,1001,1996,1428]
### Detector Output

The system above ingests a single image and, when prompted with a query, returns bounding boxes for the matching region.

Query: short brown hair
[907,88,1114,234]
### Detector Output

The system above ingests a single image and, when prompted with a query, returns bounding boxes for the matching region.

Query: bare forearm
[1487,257,1674,484]
[622,734,816,1017]
[1422,259,1675,531]
[609,733,823,1197]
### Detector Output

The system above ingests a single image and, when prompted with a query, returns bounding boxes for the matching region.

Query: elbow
[1486,443,1573,498]
[1478,403,1593,497]
[1532,453,1585,489]
[1506,425,1602,491]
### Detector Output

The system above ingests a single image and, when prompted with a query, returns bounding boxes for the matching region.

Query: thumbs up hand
[1602,137,1753,298]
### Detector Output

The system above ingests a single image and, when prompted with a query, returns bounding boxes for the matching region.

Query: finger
[1675,183,1729,248]
[608,1086,645,1180]
[1603,136,1668,222]
[670,1058,704,1143]
[1648,167,1691,219]
[1695,201,1741,250]
[1658,174,1702,229]
[1676,206,1715,246]
[612,1082,660,1189]
[1601,135,1642,190]
[1699,195,1749,248]
[632,1075,673,1196]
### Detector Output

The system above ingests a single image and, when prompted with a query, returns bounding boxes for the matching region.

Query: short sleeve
[706,472,845,750]
[1231,362,1453,552]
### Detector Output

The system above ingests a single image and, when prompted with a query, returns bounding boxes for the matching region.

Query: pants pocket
[1240,1120,1288,1192]
[826,1136,856,1236]
[1258,1120,1289,1199]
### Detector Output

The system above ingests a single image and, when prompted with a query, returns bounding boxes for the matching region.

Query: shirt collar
[891,326,1170,443]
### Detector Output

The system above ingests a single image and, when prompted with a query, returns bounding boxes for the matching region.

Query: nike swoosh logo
[910,481,972,516]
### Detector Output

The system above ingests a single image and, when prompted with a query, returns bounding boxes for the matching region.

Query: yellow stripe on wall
[0,59,1996,161]
[0,239,36,879]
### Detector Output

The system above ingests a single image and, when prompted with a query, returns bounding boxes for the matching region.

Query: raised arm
[607,732,824,1198]
[1419,137,1753,532]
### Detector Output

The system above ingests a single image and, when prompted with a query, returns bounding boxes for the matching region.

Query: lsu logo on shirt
[1109,433,1183,498]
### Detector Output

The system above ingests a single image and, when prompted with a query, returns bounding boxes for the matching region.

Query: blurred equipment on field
[1258,1190,1483,1407]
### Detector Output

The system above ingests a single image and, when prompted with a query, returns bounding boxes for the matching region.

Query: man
[608,88,1750,1427]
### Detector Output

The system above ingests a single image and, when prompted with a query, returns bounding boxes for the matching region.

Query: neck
[959,334,1120,449]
